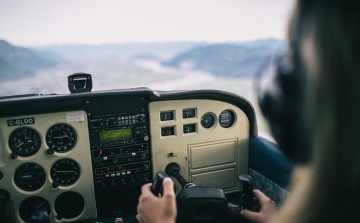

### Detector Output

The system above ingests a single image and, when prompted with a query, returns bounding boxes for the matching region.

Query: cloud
[0,0,294,46]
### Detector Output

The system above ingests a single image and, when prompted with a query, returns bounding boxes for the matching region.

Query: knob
[136,114,145,122]
[114,218,124,223]
[140,133,149,141]
[29,209,50,223]
[143,165,149,171]
[141,154,146,159]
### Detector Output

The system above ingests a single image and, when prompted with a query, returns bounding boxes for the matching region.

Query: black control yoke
[150,163,256,223]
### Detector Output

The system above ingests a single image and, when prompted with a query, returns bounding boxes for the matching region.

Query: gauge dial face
[200,113,216,129]
[8,127,41,157]
[160,111,174,121]
[183,109,196,119]
[51,159,80,186]
[46,124,77,153]
[219,110,235,128]
[20,197,51,222]
[161,127,175,136]
[14,163,46,191]
[183,124,196,133]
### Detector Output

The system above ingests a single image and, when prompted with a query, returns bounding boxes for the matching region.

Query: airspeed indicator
[9,127,41,157]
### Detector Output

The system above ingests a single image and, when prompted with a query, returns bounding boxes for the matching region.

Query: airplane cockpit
[0,1,297,222]
[0,73,295,223]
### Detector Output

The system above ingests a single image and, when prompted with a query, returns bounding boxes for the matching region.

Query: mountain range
[0,40,57,80]
[163,43,285,77]
[0,39,286,81]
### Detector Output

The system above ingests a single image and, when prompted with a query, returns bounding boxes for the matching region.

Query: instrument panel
[0,111,96,223]
[0,89,255,223]
[150,100,249,194]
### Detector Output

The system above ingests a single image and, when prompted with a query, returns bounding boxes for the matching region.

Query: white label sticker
[66,111,85,122]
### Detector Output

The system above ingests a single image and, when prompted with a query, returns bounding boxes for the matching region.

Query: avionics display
[98,128,132,143]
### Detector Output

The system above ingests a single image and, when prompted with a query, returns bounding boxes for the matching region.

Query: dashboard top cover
[0,88,257,138]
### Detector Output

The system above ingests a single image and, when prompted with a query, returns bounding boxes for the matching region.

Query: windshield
[0,0,294,136]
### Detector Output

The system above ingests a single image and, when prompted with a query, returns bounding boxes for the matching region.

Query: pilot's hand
[137,177,177,223]
[241,190,277,223]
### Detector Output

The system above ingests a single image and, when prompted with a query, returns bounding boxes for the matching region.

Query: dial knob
[136,114,146,123]
[140,133,149,141]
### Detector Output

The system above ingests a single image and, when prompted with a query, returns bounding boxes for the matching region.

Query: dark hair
[274,1,360,222]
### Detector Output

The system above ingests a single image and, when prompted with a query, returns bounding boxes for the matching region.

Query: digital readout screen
[98,128,132,143]
[96,163,143,174]
[122,144,148,154]
[93,148,120,158]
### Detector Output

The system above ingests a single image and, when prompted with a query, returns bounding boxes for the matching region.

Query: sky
[0,0,295,47]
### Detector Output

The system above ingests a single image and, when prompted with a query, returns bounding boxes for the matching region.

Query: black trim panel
[0,88,257,138]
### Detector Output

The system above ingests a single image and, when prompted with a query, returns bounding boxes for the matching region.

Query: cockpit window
[0,0,294,135]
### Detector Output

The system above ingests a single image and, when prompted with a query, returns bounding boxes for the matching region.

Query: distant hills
[0,38,286,81]
[33,42,209,61]
[163,41,286,77]
[0,40,57,80]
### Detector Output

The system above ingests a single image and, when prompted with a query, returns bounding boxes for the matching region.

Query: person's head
[273,0,360,222]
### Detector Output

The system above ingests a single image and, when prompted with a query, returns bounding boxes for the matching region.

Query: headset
[257,0,314,164]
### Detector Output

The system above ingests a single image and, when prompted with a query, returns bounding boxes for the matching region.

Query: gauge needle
[53,136,64,139]
[16,142,24,148]
[36,202,45,209]
[21,175,32,178]
[62,131,70,138]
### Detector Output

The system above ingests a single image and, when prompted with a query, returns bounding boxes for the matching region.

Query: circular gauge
[219,110,235,128]
[46,124,77,153]
[20,197,51,222]
[14,163,46,191]
[51,159,80,186]
[8,127,41,157]
[55,192,84,219]
[200,113,216,129]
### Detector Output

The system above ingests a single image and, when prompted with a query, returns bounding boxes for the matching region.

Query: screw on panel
[11,153,17,160]
[88,113,91,116]
[47,149,54,156]
[52,182,59,188]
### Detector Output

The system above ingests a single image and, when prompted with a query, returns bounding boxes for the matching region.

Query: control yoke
[151,163,255,223]
[151,172,169,196]
[237,174,254,210]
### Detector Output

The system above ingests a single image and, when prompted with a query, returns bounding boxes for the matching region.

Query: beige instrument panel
[0,111,96,223]
[149,99,249,193]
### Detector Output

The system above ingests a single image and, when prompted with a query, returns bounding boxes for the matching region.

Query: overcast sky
[0,0,295,47]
